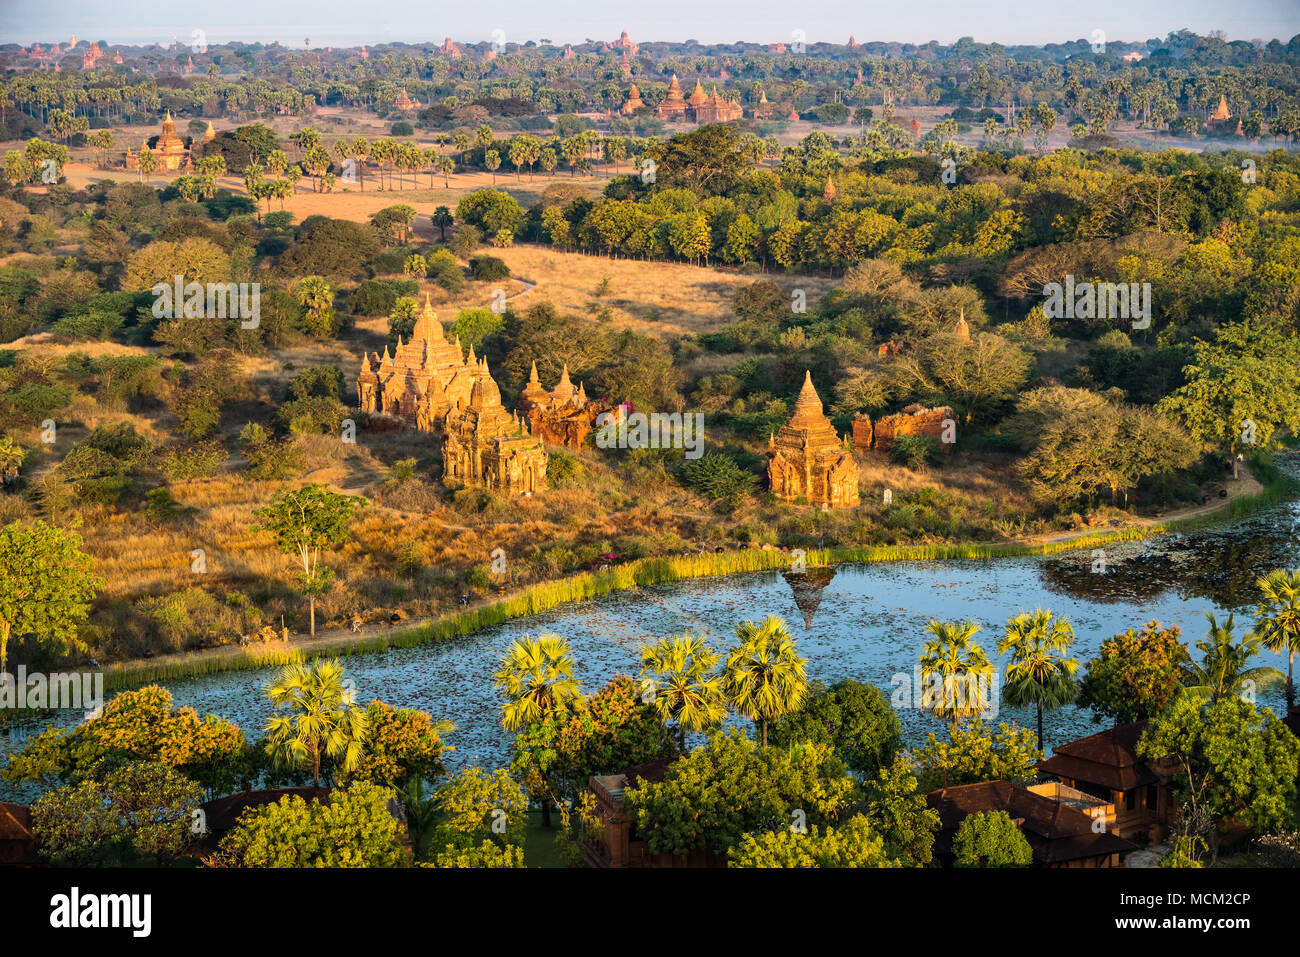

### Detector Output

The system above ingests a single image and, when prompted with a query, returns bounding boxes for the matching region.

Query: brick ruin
[853,404,956,454]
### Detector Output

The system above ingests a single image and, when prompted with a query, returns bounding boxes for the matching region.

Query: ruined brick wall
[860,404,956,453]
[851,414,873,451]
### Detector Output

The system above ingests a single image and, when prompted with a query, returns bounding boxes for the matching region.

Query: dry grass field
[436,245,839,337]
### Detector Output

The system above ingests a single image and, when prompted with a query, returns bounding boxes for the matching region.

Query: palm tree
[1182,612,1284,702]
[997,609,1079,749]
[1256,569,1300,712]
[136,145,157,184]
[638,634,727,749]
[264,659,369,788]
[722,616,808,746]
[920,620,994,724]
[493,634,581,732]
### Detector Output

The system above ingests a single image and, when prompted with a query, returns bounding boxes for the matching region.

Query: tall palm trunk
[1287,650,1295,711]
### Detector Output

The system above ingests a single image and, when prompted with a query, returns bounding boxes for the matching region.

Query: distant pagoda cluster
[356,296,547,494]
[646,75,744,122]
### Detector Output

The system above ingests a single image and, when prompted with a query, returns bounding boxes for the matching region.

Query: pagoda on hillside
[357,295,481,430]
[518,362,608,449]
[613,30,639,56]
[766,372,860,508]
[443,371,548,495]
[694,87,743,123]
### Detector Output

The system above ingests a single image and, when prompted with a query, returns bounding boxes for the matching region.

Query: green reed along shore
[101,527,1152,691]
[101,456,1299,692]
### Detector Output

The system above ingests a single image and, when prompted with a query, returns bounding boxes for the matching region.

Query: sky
[1,0,1297,48]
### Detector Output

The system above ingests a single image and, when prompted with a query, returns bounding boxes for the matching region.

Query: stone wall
[853,404,956,453]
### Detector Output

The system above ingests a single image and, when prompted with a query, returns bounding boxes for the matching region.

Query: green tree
[1078,622,1189,725]
[2,684,245,792]
[341,700,454,790]
[493,634,582,732]
[0,520,104,674]
[997,609,1079,750]
[1157,320,1300,479]
[952,810,1033,867]
[637,634,728,749]
[252,484,366,636]
[264,659,369,787]
[722,616,809,746]
[1255,569,1300,712]
[294,275,337,339]
[623,729,854,856]
[1181,612,1283,703]
[910,719,1042,791]
[1140,695,1300,859]
[216,781,407,867]
[862,755,941,866]
[509,675,676,830]
[769,679,901,777]
[919,620,994,724]
[430,767,528,851]
[728,816,898,868]
[31,761,202,867]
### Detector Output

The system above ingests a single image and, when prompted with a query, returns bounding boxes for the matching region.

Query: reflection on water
[3,459,1297,802]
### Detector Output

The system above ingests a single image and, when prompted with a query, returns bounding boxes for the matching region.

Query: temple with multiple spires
[355,295,547,493]
[518,362,608,449]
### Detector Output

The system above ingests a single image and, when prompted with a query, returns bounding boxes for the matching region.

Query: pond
[3,459,1298,801]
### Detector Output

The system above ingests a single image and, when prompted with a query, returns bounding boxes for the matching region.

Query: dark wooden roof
[927,781,1135,865]
[0,802,39,865]
[1035,720,1158,791]
[590,757,675,805]
[200,787,330,834]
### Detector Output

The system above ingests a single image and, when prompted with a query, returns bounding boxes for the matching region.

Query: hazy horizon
[1,0,1297,49]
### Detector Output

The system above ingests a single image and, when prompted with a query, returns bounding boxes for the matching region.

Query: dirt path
[1022,465,1263,546]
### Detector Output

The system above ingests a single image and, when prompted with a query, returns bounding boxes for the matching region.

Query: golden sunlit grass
[445,245,839,338]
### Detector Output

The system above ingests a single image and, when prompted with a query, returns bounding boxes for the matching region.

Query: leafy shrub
[156,441,226,480]
[546,450,587,489]
[347,278,417,316]
[890,434,940,469]
[50,308,125,342]
[468,254,510,281]
[682,452,757,503]
[426,249,465,292]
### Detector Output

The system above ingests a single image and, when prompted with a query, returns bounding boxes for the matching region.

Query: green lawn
[522,809,579,868]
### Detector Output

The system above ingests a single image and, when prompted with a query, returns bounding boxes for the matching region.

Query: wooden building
[1035,720,1178,843]
[0,802,39,866]
[586,759,726,868]
[927,780,1135,868]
